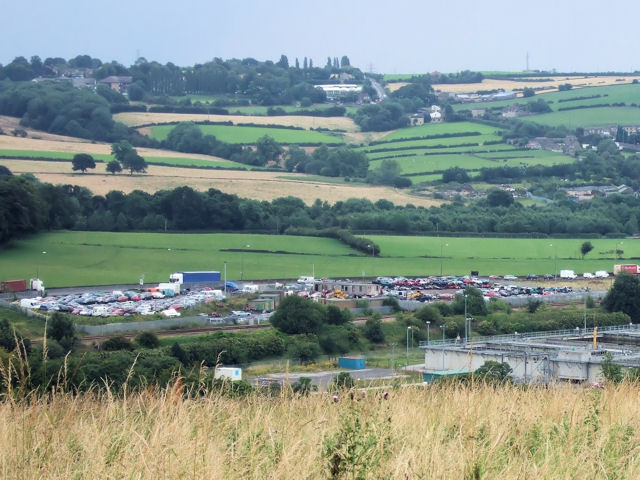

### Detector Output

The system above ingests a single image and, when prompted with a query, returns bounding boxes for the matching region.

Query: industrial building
[420,324,640,384]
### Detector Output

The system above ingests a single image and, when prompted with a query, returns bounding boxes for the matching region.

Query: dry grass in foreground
[2,381,640,479]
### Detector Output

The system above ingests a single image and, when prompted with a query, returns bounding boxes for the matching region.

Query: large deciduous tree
[106,160,122,175]
[602,273,640,321]
[270,295,326,334]
[71,153,96,173]
[580,241,594,259]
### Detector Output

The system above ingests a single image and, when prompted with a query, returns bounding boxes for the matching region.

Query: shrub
[135,332,160,349]
[101,336,135,351]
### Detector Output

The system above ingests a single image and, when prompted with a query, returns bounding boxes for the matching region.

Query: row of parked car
[379,275,576,303]
[19,288,226,317]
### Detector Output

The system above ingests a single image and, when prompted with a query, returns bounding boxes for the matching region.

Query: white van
[297,276,315,284]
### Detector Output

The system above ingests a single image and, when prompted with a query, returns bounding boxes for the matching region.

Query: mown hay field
[0,159,440,207]
[2,382,640,479]
[387,75,638,94]
[114,111,359,131]
[149,124,344,144]
[0,135,234,163]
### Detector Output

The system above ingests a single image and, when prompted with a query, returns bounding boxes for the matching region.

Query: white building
[314,84,362,99]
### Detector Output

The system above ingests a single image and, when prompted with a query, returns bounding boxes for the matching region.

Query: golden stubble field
[2,382,640,478]
[114,112,359,132]
[0,159,441,206]
[0,135,235,163]
[387,75,637,95]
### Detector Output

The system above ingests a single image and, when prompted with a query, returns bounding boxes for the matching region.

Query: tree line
[4,166,640,246]
[0,54,363,106]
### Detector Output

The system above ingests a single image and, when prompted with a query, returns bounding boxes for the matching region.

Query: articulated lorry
[169,271,221,286]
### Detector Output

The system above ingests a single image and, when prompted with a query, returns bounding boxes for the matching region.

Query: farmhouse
[409,114,424,126]
[98,76,133,94]
[526,135,580,155]
[582,125,618,137]
[501,105,523,118]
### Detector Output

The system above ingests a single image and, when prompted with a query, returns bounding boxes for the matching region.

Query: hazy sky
[3,0,640,73]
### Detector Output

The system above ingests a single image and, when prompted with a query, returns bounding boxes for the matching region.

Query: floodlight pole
[441,325,446,371]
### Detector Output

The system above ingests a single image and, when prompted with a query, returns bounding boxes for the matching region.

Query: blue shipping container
[338,357,366,370]
[180,271,221,283]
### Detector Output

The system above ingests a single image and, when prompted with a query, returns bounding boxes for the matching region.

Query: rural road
[367,75,387,101]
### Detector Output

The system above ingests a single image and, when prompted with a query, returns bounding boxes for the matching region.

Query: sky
[3,0,640,74]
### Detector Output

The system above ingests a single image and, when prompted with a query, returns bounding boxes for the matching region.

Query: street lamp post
[426,321,431,345]
[36,251,47,279]
[406,326,412,367]
[390,342,397,374]
[584,287,589,330]
[441,325,446,371]
[440,243,448,276]
[240,244,250,281]
[464,292,468,344]
[549,243,558,284]
[224,261,227,295]
[617,241,624,261]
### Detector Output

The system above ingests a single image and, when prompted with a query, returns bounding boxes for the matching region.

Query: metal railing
[419,323,639,348]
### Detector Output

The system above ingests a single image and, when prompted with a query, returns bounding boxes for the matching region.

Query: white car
[161,308,181,317]
[595,270,610,278]
[503,275,518,281]
[231,310,251,318]
[583,272,595,279]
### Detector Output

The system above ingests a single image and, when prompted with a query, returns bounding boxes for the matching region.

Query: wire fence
[419,323,639,348]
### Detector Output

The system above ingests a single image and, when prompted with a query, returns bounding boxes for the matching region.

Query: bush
[331,371,355,390]
[101,336,135,351]
[135,332,160,349]
[414,305,441,324]
[526,298,543,313]
[363,316,385,343]
[286,334,322,364]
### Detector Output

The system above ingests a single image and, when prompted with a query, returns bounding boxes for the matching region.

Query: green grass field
[453,83,640,113]
[363,134,504,153]
[376,122,501,142]
[369,150,574,176]
[0,149,247,170]
[525,107,640,128]
[0,150,112,162]
[149,124,344,144]
[0,231,633,287]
